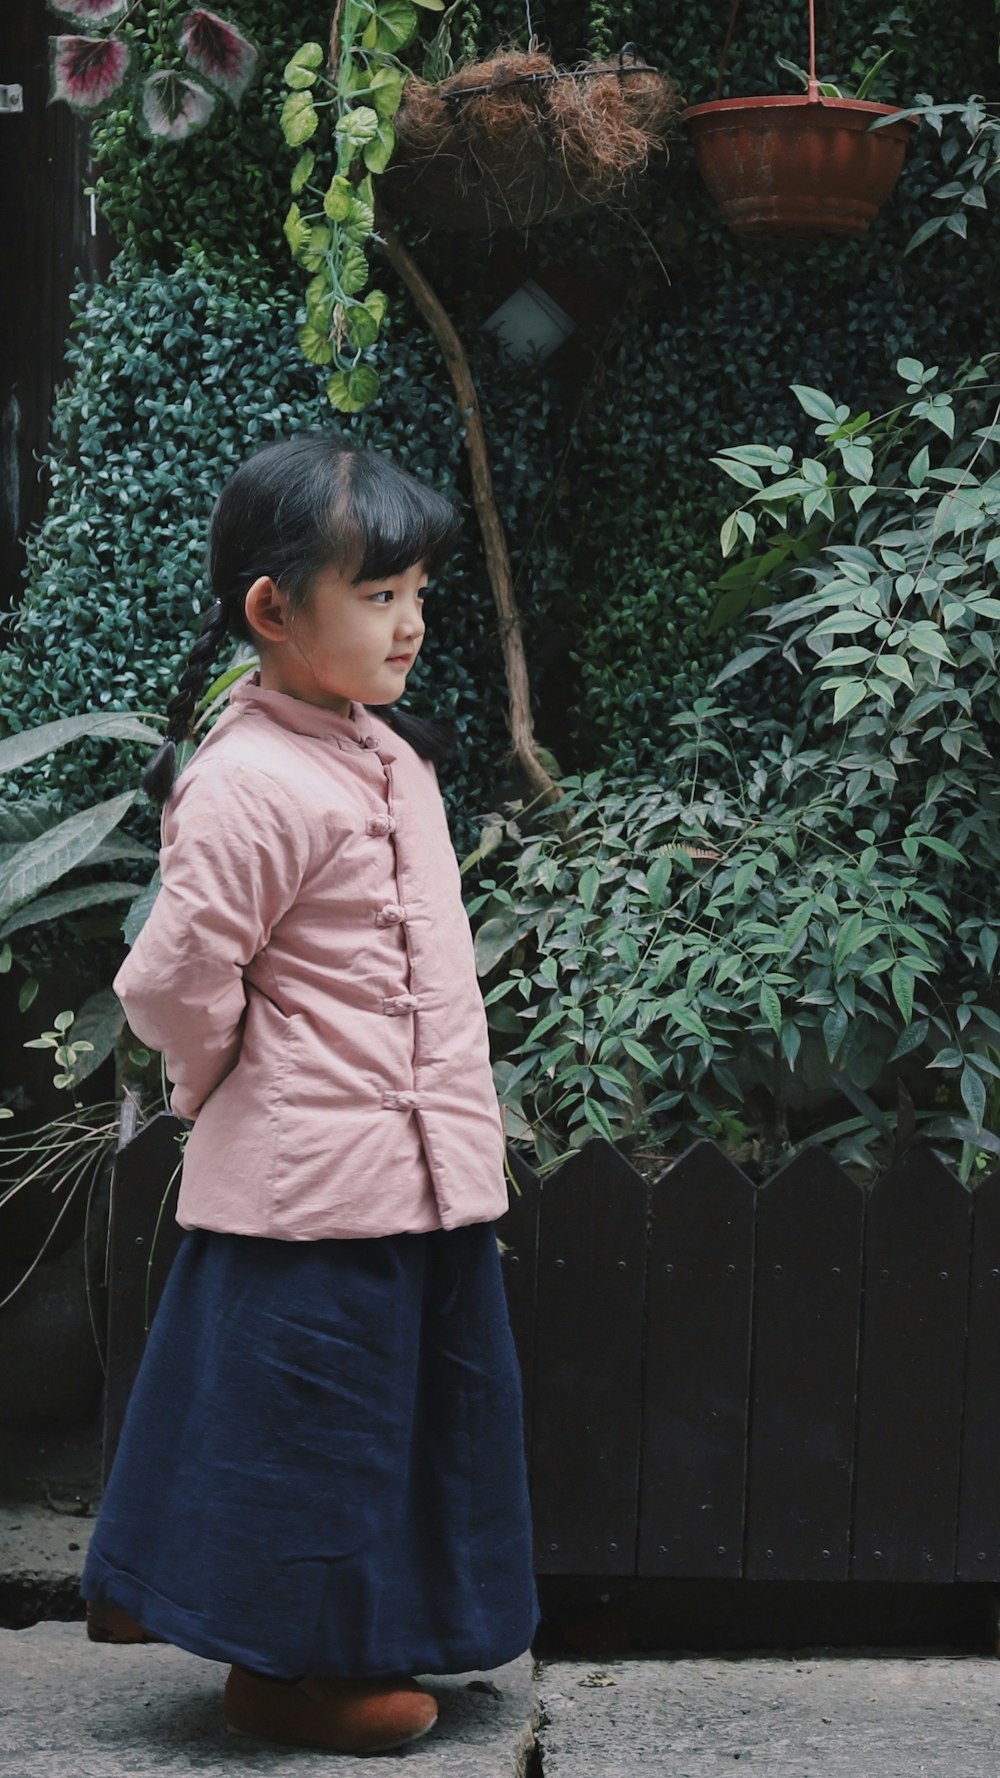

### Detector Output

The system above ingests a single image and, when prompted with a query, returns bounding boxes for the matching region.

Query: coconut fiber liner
[384,49,683,234]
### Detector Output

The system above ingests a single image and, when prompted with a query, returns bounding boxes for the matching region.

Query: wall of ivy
[2,0,996,845]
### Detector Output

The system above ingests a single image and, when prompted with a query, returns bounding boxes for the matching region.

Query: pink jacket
[114,675,508,1240]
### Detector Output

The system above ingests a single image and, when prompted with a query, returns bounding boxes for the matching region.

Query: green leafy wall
[2,0,996,831]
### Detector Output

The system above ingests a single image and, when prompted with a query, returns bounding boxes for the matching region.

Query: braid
[142,601,230,804]
[371,704,452,763]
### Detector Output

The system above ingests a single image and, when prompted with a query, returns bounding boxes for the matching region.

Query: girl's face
[245,560,428,716]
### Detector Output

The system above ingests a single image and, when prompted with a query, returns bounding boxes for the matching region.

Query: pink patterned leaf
[49,34,130,112]
[47,0,128,24]
[141,70,217,139]
[178,10,259,101]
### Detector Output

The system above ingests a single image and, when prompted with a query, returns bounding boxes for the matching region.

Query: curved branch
[377,215,561,808]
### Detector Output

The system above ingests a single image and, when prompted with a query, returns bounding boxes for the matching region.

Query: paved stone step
[538,1654,1000,1778]
[0,1622,537,1777]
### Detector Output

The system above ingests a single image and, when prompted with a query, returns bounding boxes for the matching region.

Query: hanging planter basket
[382,48,683,235]
[682,0,915,239]
[683,94,914,238]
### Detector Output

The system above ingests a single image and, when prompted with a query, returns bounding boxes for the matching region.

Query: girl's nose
[397,603,424,641]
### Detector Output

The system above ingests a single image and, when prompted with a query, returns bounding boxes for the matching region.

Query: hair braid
[142,600,230,803]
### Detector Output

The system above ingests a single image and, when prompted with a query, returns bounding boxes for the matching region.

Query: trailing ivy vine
[280,0,443,411]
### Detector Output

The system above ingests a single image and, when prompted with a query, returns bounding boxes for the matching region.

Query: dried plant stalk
[385,49,682,233]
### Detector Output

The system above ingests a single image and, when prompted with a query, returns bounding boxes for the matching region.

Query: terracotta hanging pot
[683,93,914,238]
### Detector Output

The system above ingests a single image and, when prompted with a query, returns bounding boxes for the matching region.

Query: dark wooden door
[0,1,109,611]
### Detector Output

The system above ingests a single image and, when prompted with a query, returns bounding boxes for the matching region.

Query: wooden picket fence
[105,1107,1000,1585]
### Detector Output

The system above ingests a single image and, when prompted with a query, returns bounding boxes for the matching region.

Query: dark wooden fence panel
[637,1142,755,1579]
[744,1148,864,1581]
[102,1109,185,1485]
[102,1117,1000,1586]
[851,1151,972,1582]
[957,1169,1000,1581]
[528,1141,648,1575]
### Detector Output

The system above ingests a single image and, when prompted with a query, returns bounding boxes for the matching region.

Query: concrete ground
[3,1429,1000,1777]
[0,1624,536,1777]
[538,1655,1000,1777]
[4,1626,1000,1777]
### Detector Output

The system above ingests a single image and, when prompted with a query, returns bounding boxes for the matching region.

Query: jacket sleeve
[114,761,312,1121]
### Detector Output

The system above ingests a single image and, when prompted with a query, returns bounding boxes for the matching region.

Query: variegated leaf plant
[47,0,258,141]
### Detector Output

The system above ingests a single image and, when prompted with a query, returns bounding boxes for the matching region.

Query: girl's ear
[244,576,293,646]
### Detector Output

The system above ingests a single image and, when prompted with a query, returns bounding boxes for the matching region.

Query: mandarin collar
[229,672,378,751]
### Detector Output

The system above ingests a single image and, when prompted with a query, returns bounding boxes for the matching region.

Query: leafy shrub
[714,357,1000,808]
[468,711,996,1178]
[888,93,1000,252]
[471,353,1000,1179]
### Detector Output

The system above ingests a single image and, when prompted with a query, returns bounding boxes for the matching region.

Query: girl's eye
[367,585,428,605]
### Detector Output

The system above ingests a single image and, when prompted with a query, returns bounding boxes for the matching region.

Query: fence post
[957,1167,1000,1581]
[852,1150,972,1581]
[638,1140,755,1578]
[529,1140,648,1575]
[744,1147,864,1580]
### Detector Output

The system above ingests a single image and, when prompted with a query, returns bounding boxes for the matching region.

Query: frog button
[382,1090,420,1110]
[360,734,378,750]
[366,814,396,837]
[375,902,407,927]
[381,994,419,1016]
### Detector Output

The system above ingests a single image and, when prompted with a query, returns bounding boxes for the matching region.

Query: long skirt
[81,1221,538,1680]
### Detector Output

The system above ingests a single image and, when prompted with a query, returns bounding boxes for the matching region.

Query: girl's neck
[256,655,353,719]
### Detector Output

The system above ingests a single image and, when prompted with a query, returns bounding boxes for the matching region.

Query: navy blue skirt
[82,1222,538,1679]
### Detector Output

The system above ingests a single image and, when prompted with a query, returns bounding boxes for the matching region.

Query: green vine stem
[281,0,558,807]
[280,0,444,412]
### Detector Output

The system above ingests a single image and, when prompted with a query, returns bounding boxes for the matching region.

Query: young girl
[81,436,538,1754]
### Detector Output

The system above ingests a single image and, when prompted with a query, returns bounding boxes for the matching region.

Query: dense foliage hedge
[2,0,997,1133]
[7,0,995,790]
[0,258,570,851]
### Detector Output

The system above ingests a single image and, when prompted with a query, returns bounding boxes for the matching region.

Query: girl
[81,436,538,1755]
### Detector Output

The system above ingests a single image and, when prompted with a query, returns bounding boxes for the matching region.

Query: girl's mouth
[386,653,414,667]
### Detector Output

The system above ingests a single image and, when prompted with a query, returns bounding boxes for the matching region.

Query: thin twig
[377,213,561,807]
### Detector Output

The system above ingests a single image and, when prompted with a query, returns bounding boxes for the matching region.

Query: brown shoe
[223,1665,439,1754]
[86,1600,161,1644]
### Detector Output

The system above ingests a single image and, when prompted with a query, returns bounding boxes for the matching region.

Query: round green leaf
[370,67,406,118]
[361,0,418,51]
[283,42,324,82]
[363,117,396,174]
[363,289,388,327]
[290,149,315,194]
[326,365,381,413]
[335,104,379,147]
[300,225,332,271]
[345,303,380,350]
[340,244,369,296]
[323,175,353,221]
[299,319,333,365]
[282,201,310,258]
[280,91,318,146]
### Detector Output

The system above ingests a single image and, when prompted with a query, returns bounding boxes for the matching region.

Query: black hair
[143,435,462,802]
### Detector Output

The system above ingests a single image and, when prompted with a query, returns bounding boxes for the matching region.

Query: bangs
[331,450,462,582]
